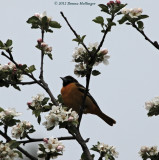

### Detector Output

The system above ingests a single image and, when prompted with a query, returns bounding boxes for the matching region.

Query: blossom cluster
[121,8,143,18]
[0,62,23,81]
[107,0,121,6]
[34,11,52,22]
[43,105,79,130]
[0,108,22,121]
[145,97,159,111]
[37,137,64,159]
[37,38,52,54]
[11,121,34,139]
[72,42,110,76]
[27,93,45,110]
[139,146,159,158]
[145,96,159,117]
[0,142,20,160]
[97,142,119,158]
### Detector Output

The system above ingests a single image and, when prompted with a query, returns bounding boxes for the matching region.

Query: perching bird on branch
[60,75,116,126]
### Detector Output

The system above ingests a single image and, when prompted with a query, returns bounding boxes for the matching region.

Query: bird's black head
[60,76,78,87]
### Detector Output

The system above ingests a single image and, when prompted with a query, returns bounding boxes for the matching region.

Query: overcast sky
[0,0,159,160]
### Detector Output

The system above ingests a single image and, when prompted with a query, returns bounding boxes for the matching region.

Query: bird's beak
[60,77,65,81]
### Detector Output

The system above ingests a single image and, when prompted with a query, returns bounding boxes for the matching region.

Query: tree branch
[0,130,37,160]
[132,23,159,50]
[17,136,75,145]
[67,127,93,160]
[60,12,90,54]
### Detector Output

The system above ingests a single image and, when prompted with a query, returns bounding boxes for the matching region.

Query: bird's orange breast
[61,83,83,113]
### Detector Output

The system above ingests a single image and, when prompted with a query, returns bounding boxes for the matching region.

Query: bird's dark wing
[75,83,100,110]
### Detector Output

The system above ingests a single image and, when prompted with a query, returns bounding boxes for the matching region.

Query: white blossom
[32,94,45,102]
[0,143,19,160]
[0,108,21,120]
[11,121,33,139]
[37,137,65,158]
[43,105,79,129]
[121,8,130,14]
[139,146,159,157]
[97,142,119,158]
[145,96,159,111]
[121,7,143,18]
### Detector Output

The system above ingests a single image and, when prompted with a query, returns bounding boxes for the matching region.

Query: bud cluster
[121,8,143,18]
[72,42,110,77]
[0,62,23,81]
[36,38,52,55]
[37,137,65,159]
[11,121,35,139]
[107,0,121,6]
[139,146,159,158]
[43,105,79,130]
[91,142,119,159]
[0,142,20,160]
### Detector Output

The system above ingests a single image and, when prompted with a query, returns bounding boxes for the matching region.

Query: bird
[60,75,116,126]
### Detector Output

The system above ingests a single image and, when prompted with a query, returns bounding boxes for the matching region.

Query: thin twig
[39,30,45,79]
[132,23,159,50]
[60,12,90,54]
[0,130,37,160]
[17,136,75,145]
[3,80,38,85]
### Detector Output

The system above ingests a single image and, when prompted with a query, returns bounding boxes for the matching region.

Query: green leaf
[92,70,101,76]
[28,65,36,73]
[93,16,104,25]
[9,140,20,149]
[0,41,4,47]
[6,39,12,47]
[138,15,149,19]
[46,29,53,33]
[118,15,128,24]
[42,97,50,105]
[49,21,61,28]
[37,115,41,124]
[137,21,144,29]
[47,53,53,60]
[98,4,110,14]
[12,85,21,91]
[26,16,40,24]
[0,107,4,112]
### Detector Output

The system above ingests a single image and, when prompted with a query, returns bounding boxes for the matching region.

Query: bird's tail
[97,111,116,126]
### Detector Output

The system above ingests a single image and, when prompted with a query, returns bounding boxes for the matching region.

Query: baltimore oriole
[60,76,116,126]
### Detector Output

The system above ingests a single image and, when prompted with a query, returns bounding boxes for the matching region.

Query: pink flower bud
[18,64,23,67]
[109,1,114,4]
[37,38,43,44]
[57,145,63,151]
[41,42,48,48]
[116,0,121,4]
[43,138,48,143]
[107,2,110,5]
[27,102,32,106]
[68,116,74,121]
[46,46,52,52]
[13,68,17,72]
[34,13,40,18]
[100,49,108,55]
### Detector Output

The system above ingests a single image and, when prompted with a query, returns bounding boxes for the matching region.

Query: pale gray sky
[0,0,159,160]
